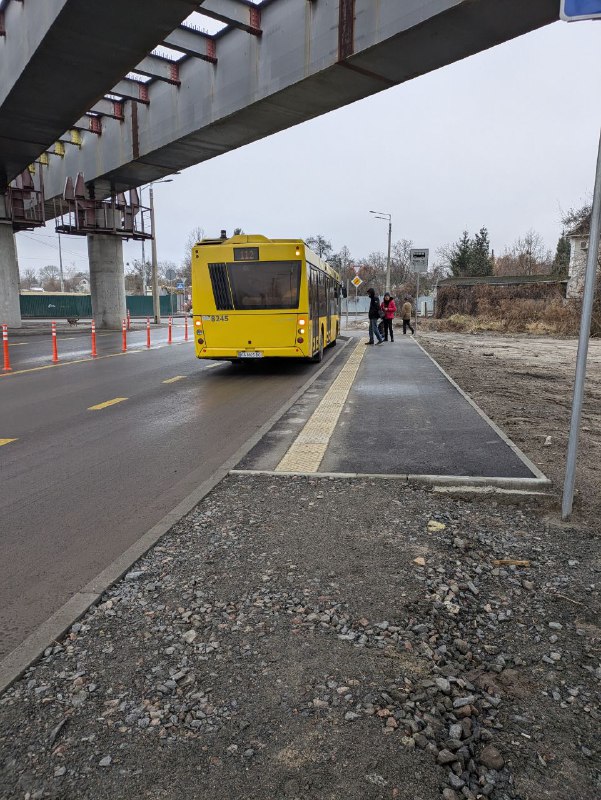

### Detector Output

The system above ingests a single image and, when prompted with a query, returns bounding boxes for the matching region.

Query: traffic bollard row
[122,319,127,352]
[91,319,97,358]
[146,317,151,348]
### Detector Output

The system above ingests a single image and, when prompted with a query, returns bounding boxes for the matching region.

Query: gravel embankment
[1,475,599,800]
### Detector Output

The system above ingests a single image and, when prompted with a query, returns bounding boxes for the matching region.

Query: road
[0,334,337,658]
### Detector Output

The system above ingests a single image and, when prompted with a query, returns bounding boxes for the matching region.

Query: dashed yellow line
[162,375,186,384]
[88,397,128,411]
[276,343,365,473]
[0,438,18,447]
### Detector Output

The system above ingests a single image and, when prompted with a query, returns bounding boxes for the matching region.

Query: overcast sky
[15,18,601,275]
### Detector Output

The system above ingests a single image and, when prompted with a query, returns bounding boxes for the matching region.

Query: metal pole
[562,127,601,520]
[57,231,64,293]
[385,219,392,293]
[149,185,161,324]
[141,237,147,296]
[415,272,420,335]
[346,279,349,329]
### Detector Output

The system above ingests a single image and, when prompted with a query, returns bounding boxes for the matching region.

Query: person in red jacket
[381,292,397,342]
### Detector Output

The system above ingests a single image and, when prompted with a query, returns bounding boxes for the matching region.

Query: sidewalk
[0,475,598,800]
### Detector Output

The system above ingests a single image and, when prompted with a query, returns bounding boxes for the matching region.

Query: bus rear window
[227,261,301,310]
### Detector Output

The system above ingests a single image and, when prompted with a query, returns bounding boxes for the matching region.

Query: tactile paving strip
[276,342,366,473]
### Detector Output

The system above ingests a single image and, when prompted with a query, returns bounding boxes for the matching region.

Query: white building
[567,218,600,299]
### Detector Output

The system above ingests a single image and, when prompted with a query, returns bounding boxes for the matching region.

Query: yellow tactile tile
[276,343,365,473]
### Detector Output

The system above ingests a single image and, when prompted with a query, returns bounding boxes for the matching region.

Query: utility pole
[149,184,161,324]
[385,217,392,293]
[57,231,64,292]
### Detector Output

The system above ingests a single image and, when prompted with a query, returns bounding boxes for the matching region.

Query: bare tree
[20,268,39,289]
[496,229,552,276]
[181,226,205,285]
[305,235,333,260]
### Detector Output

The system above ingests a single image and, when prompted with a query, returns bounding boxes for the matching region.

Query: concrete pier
[0,221,21,328]
[87,234,126,329]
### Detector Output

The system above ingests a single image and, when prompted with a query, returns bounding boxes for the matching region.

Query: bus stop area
[1,337,599,800]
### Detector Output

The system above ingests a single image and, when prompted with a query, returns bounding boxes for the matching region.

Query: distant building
[566,218,600,300]
[75,278,90,293]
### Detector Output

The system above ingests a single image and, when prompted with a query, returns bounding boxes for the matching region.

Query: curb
[229,469,551,491]
[0,339,352,696]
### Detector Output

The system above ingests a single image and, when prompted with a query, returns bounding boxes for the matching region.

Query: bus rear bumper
[196,346,309,360]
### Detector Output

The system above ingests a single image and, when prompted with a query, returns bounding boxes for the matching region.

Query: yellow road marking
[276,343,366,473]
[0,438,17,447]
[88,397,128,411]
[162,375,186,384]
[9,342,28,346]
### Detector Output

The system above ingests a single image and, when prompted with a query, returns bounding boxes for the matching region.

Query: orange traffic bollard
[2,324,11,372]
[51,321,59,363]
[127,309,131,331]
[91,319,97,358]
[168,316,172,344]
[146,316,151,348]
[122,319,127,352]
[184,315,189,341]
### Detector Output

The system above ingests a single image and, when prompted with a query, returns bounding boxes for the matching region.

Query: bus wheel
[311,332,324,363]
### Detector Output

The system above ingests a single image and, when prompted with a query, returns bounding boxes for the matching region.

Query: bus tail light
[297,337,304,343]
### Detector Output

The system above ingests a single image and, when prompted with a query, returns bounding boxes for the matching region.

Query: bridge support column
[0,220,22,328]
[87,234,126,329]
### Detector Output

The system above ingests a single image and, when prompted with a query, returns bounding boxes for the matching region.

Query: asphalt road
[0,335,337,659]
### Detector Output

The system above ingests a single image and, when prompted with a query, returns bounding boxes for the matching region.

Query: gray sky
[16,18,601,275]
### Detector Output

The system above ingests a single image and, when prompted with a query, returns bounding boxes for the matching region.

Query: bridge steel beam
[39,0,558,207]
[0,0,198,188]
[163,27,217,63]
[197,0,262,35]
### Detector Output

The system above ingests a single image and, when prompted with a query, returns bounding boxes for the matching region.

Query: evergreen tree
[449,231,472,276]
[470,227,493,276]
[552,233,571,278]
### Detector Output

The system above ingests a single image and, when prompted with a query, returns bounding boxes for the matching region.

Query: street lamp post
[57,231,65,292]
[149,184,160,324]
[370,211,392,293]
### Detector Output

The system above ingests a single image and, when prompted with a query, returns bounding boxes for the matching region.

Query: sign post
[559,4,601,518]
[560,0,601,21]
[351,275,363,316]
[409,249,429,335]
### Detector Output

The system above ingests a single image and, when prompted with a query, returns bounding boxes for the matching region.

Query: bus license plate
[238,351,263,359]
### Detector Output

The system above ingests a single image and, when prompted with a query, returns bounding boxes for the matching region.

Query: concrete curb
[229,469,551,491]
[0,339,351,696]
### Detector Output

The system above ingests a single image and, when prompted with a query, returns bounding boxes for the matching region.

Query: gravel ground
[1,475,599,800]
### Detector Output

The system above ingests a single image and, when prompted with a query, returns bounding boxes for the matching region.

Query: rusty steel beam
[163,26,217,63]
[109,79,150,103]
[197,0,261,35]
[89,99,125,120]
[133,54,181,85]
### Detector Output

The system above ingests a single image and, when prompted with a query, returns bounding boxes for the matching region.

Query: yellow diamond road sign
[351,276,363,287]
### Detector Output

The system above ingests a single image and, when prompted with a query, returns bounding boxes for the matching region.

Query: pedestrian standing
[381,292,397,341]
[401,296,415,335]
[366,288,384,345]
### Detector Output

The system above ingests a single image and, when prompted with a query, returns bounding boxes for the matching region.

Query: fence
[20,294,174,318]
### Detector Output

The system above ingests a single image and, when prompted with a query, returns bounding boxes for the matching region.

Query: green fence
[20,295,174,318]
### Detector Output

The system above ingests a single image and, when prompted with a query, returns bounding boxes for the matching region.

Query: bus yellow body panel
[191,235,341,361]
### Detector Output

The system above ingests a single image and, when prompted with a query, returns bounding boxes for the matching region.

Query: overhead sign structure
[410,248,429,273]
[560,0,601,20]
[351,276,363,287]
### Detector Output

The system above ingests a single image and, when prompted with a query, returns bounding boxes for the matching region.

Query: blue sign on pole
[561,0,601,20]
[176,281,184,289]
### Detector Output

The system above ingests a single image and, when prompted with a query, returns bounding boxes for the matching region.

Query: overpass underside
[0,0,559,327]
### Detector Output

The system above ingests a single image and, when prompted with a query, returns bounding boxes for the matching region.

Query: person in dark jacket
[366,288,384,345]
[381,292,397,341]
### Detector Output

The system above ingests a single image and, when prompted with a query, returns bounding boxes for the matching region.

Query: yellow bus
[191,234,342,362]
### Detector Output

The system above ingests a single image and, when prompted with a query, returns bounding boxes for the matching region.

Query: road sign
[410,248,429,273]
[351,276,363,287]
[353,265,361,274]
[176,281,184,289]
[165,268,176,281]
[561,0,601,20]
